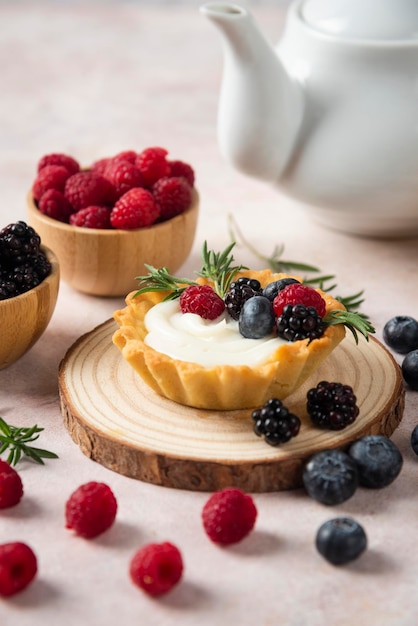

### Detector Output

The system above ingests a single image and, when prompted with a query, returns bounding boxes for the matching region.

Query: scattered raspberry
[168,160,195,187]
[0,460,23,508]
[37,153,80,176]
[273,283,327,318]
[70,206,112,229]
[110,187,160,229]
[135,147,170,187]
[202,488,257,545]
[0,542,37,596]
[64,171,115,211]
[37,188,74,222]
[153,176,193,220]
[65,481,118,538]
[32,165,72,201]
[129,542,183,596]
[180,284,225,320]
[104,159,144,198]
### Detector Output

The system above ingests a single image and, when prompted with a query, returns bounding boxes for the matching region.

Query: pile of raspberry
[32,148,195,230]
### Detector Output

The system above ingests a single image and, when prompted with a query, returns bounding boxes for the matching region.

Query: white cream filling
[144,299,286,367]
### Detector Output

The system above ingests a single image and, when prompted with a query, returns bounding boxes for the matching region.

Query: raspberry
[90,157,110,176]
[32,164,72,201]
[111,150,138,164]
[168,159,195,187]
[129,542,183,596]
[135,147,170,187]
[273,283,326,318]
[104,159,144,198]
[202,488,257,545]
[153,176,192,220]
[69,206,112,229]
[37,188,74,222]
[252,398,301,445]
[307,381,359,430]
[37,152,80,175]
[64,171,115,211]
[110,188,160,229]
[0,542,37,596]
[180,284,225,320]
[0,460,23,508]
[65,481,117,538]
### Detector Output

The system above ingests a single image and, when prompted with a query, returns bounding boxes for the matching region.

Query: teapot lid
[300,0,418,40]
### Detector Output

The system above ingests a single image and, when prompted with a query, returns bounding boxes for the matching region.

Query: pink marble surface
[1,3,418,625]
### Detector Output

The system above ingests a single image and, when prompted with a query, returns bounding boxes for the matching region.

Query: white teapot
[201,0,418,237]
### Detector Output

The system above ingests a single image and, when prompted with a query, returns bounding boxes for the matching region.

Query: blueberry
[411,425,418,456]
[302,449,358,505]
[238,296,275,339]
[348,435,403,488]
[316,517,367,565]
[402,349,418,390]
[262,278,300,302]
[383,316,418,354]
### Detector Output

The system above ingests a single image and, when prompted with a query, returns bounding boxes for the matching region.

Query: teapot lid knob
[300,0,418,40]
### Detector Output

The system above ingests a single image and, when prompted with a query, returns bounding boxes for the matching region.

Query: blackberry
[0,221,51,300]
[276,304,326,342]
[252,398,301,445]
[307,381,359,431]
[316,517,367,565]
[224,276,262,320]
[303,449,358,505]
[262,277,300,302]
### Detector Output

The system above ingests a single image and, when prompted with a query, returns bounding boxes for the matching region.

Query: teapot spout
[200,2,303,182]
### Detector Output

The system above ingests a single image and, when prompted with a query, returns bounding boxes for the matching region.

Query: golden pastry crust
[112,270,346,411]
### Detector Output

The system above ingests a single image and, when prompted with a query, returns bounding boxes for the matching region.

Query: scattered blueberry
[402,349,418,391]
[239,295,275,339]
[262,278,300,302]
[410,425,418,456]
[383,316,418,354]
[302,449,358,505]
[347,435,403,488]
[316,517,367,565]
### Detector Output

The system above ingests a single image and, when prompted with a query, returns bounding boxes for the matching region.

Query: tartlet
[112,269,346,411]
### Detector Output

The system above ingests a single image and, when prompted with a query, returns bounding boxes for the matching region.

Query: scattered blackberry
[252,398,301,445]
[276,304,326,342]
[0,221,51,300]
[316,517,367,565]
[307,381,359,431]
[224,276,262,320]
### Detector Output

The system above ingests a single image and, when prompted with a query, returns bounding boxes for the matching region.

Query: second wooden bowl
[27,190,199,297]
[0,246,60,369]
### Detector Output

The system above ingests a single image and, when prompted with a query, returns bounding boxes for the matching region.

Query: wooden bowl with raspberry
[0,233,60,369]
[27,149,199,297]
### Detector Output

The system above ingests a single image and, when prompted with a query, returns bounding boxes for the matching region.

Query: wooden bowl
[0,246,60,369]
[27,190,199,297]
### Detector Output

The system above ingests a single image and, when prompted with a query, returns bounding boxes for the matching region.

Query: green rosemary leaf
[196,240,248,297]
[324,310,376,344]
[0,417,58,466]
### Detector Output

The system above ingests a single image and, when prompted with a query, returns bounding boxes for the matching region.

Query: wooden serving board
[59,319,405,492]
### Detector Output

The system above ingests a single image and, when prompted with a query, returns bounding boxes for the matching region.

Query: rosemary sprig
[134,241,248,300]
[134,265,198,300]
[0,416,58,466]
[228,214,369,318]
[324,310,375,344]
[196,241,248,297]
